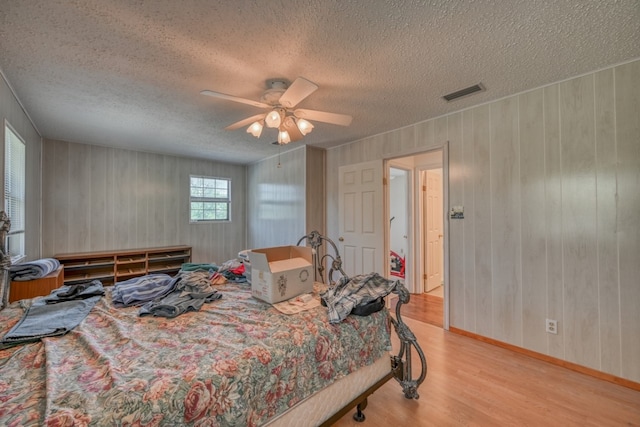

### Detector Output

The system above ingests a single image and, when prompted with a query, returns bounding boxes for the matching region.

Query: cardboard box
[237,250,252,283]
[248,246,313,303]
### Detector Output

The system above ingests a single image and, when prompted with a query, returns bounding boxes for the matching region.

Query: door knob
[338,237,344,242]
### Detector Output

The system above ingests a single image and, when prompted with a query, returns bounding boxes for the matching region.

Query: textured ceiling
[1,0,639,164]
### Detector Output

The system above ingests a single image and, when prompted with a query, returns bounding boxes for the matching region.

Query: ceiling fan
[200,77,352,145]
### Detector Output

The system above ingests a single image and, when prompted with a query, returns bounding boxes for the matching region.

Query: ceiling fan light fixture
[296,118,314,135]
[246,121,263,138]
[278,129,291,144]
[265,108,284,128]
[202,76,352,145]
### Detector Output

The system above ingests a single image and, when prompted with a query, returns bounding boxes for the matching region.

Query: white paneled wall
[247,147,306,249]
[247,145,325,249]
[616,62,640,381]
[41,139,247,263]
[326,59,640,382]
[0,73,42,260]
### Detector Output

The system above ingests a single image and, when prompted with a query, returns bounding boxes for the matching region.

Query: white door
[425,169,443,291]
[338,160,384,277]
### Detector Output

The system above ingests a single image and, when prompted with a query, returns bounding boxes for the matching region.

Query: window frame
[189,175,231,223]
[4,120,26,263]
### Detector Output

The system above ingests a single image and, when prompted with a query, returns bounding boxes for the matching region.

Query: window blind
[4,123,26,261]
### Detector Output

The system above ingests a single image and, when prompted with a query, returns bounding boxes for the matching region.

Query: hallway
[391,290,443,328]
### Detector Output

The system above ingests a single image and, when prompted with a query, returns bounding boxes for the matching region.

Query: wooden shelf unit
[55,246,192,286]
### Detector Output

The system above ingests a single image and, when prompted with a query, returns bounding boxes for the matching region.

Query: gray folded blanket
[9,258,61,281]
[0,281,104,348]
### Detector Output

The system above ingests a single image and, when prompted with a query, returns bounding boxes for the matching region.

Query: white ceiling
[1,1,639,164]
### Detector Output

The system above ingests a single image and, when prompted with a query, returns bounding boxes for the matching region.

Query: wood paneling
[461,110,476,331]
[490,96,522,344]
[326,58,640,383]
[247,145,325,249]
[113,148,133,249]
[616,60,640,381]
[543,83,565,359]
[447,113,465,328]
[305,146,325,236]
[41,140,246,264]
[519,88,547,353]
[90,145,109,250]
[51,142,70,252]
[594,68,621,376]
[73,145,91,248]
[247,146,306,249]
[472,105,492,338]
[559,74,599,370]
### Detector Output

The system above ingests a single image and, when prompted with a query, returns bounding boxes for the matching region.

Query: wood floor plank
[391,293,443,327]
[332,317,640,426]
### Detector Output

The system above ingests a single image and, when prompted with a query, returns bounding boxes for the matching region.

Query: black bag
[350,297,385,317]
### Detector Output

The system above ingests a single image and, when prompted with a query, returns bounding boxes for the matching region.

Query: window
[4,122,26,262]
[189,175,231,222]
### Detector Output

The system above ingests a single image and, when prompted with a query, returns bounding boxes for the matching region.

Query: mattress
[264,353,391,426]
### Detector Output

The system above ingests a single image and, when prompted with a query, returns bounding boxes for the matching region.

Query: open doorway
[387,149,445,328]
[388,167,410,288]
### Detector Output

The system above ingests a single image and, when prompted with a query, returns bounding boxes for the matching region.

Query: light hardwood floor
[390,292,443,328]
[333,317,640,426]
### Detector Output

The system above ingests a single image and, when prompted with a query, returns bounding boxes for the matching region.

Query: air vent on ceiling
[443,83,485,102]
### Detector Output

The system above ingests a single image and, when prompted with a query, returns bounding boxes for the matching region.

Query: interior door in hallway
[424,169,443,292]
[338,160,384,277]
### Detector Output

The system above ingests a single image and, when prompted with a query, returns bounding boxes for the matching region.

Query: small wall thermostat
[450,206,464,219]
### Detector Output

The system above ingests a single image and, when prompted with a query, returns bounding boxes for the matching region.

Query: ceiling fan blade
[225,113,267,131]
[278,77,318,108]
[294,108,353,126]
[200,90,271,109]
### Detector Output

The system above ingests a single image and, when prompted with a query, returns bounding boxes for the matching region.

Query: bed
[0,231,426,426]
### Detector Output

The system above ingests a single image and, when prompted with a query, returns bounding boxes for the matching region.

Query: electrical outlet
[546,319,558,334]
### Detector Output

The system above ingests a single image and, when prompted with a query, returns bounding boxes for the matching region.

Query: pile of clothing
[179,260,246,284]
[0,280,105,348]
[209,259,245,285]
[111,258,252,317]
[113,270,221,318]
[1,256,251,346]
[321,273,397,323]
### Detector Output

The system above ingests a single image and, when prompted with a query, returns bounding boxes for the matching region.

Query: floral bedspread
[0,282,391,426]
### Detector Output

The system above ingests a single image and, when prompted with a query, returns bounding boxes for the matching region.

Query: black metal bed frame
[297,231,427,423]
